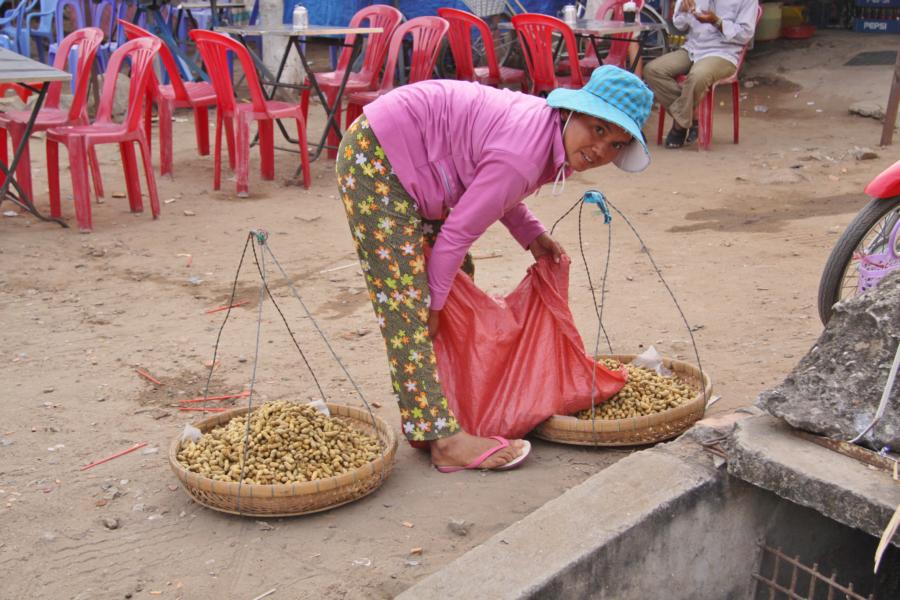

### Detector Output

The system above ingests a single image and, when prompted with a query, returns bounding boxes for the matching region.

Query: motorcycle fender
[864,159,900,199]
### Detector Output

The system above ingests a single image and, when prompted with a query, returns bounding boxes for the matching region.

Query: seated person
[643,0,758,148]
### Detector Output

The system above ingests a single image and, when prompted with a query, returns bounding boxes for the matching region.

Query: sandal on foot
[665,125,687,149]
[684,122,699,146]
[434,436,531,473]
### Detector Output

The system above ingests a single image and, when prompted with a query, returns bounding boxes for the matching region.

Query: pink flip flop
[434,436,532,473]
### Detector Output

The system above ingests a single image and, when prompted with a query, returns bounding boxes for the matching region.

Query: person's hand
[529,232,566,264]
[679,0,696,14]
[695,10,720,24]
[428,309,441,338]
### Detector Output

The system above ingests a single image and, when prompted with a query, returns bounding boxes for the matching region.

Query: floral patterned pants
[336,116,472,442]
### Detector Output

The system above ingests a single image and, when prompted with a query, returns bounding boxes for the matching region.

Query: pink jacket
[364,80,568,310]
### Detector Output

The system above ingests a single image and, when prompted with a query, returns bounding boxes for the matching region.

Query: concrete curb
[396,441,720,600]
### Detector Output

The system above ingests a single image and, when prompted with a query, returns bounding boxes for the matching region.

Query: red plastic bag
[433,255,627,439]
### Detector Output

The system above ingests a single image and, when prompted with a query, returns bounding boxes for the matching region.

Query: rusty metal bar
[752,544,871,600]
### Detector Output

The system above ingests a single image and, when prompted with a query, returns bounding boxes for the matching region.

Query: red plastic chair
[345,16,450,126]
[45,37,162,232]
[437,7,526,90]
[299,4,402,159]
[119,19,218,177]
[575,0,645,74]
[190,29,310,197]
[0,28,104,203]
[655,6,762,150]
[511,13,584,96]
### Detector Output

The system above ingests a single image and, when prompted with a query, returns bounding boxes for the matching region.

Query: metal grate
[751,544,874,600]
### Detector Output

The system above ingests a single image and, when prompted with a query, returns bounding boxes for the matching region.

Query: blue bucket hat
[546,65,654,173]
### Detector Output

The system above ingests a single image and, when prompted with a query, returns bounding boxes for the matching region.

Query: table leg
[0,84,67,227]
[291,35,362,163]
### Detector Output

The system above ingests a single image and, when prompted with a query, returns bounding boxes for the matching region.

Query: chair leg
[732,81,740,144]
[144,93,153,156]
[345,102,362,129]
[235,114,250,197]
[656,105,665,146]
[88,146,104,201]
[325,87,340,160]
[46,138,61,218]
[213,110,223,191]
[258,119,275,180]
[68,138,93,232]
[0,127,7,187]
[194,105,210,156]
[698,90,713,151]
[8,124,33,202]
[223,115,236,170]
[137,137,161,219]
[296,118,310,189]
[158,98,173,176]
[119,141,144,213]
[300,83,310,124]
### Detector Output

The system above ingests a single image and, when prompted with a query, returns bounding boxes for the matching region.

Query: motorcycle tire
[817,195,900,325]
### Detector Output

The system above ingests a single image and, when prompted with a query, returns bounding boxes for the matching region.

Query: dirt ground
[0,31,897,600]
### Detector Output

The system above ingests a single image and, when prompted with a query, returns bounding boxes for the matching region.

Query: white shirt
[672,0,758,66]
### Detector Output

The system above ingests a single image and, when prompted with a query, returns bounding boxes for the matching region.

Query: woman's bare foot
[430,431,526,469]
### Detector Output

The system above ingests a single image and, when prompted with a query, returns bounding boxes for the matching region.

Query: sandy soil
[0,31,897,599]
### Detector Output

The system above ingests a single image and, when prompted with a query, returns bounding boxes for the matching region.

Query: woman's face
[561,111,634,172]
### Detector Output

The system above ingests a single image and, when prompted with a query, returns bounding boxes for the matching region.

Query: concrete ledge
[727,415,900,544]
[397,442,722,600]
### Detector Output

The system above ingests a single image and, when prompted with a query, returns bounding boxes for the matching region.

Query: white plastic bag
[630,346,673,377]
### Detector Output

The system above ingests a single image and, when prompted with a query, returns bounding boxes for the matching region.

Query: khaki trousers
[644,49,736,129]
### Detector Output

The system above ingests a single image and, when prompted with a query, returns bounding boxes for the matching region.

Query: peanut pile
[576,358,697,420]
[177,401,382,484]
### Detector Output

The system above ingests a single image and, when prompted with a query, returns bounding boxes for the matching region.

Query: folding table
[0,48,70,227]
[217,23,382,164]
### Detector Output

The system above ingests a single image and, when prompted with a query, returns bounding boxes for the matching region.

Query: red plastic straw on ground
[204,300,249,314]
[178,391,250,404]
[136,368,162,385]
[80,442,148,471]
[178,407,228,413]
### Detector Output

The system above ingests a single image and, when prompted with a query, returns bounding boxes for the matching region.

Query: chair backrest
[586,0,645,67]
[9,0,38,54]
[32,0,57,35]
[734,6,763,75]
[91,0,117,41]
[512,13,584,95]
[334,4,403,89]
[47,27,103,117]
[119,19,190,102]
[377,16,449,93]
[53,0,86,44]
[190,29,268,115]
[437,7,501,81]
[94,36,162,129]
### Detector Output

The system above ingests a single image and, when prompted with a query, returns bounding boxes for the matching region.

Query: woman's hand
[529,232,566,263]
[679,0,696,13]
[428,309,441,338]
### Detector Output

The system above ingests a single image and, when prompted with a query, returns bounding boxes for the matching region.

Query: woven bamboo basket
[168,403,398,517]
[532,354,712,447]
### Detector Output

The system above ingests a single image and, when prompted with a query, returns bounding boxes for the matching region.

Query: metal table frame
[0,48,71,227]
[218,24,382,165]
[503,20,664,73]
[573,20,667,73]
